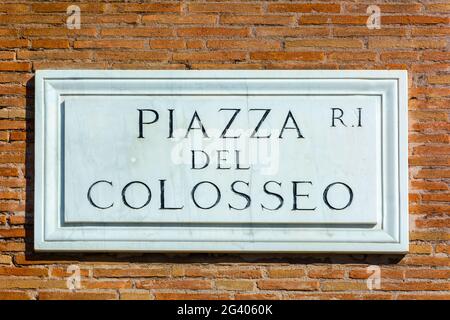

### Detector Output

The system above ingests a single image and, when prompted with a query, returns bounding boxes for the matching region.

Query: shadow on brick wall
[23,76,404,266]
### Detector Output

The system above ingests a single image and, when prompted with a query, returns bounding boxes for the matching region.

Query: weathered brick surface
[0,0,448,300]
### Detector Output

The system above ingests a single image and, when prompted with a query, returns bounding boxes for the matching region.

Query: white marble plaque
[34,70,408,252]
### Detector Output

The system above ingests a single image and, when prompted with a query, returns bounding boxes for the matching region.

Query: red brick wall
[0,0,449,300]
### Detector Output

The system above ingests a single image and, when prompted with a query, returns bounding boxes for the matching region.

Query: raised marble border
[34,70,408,253]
